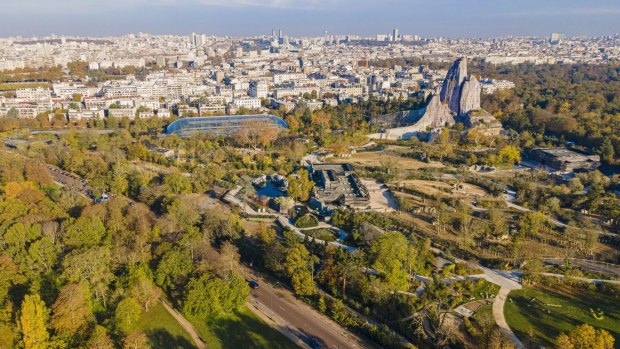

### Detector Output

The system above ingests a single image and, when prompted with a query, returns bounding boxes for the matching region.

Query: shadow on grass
[206,310,296,349]
[147,329,197,349]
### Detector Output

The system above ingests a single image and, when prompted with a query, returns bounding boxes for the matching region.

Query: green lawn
[189,306,298,349]
[132,302,197,349]
[303,228,338,242]
[504,284,620,348]
[472,304,494,326]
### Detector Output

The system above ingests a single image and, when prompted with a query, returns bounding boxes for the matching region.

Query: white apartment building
[272,73,307,84]
[16,88,51,100]
[232,97,261,109]
[68,109,104,120]
[480,79,516,94]
[103,86,138,98]
[52,84,95,99]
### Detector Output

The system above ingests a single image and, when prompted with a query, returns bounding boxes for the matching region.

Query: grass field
[472,304,494,325]
[189,306,298,349]
[505,283,620,348]
[132,302,197,349]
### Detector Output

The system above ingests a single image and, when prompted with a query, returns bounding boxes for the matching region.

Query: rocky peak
[440,57,468,114]
[459,74,481,115]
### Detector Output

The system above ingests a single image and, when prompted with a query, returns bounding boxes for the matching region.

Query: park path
[493,288,524,349]
[538,272,620,285]
[160,300,207,349]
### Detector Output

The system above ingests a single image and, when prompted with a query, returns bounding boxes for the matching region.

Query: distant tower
[550,32,565,45]
[393,28,399,42]
[272,29,276,41]
[298,52,304,68]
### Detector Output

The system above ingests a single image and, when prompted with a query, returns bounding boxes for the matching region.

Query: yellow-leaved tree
[20,294,50,349]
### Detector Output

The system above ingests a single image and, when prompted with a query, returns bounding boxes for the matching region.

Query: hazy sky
[2,0,620,38]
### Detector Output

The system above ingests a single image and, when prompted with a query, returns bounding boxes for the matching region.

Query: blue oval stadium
[166,114,288,137]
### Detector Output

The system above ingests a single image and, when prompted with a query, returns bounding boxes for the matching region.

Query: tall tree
[20,294,50,349]
[51,283,93,337]
[286,169,314,202]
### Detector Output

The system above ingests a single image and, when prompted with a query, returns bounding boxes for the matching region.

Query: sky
[1,0,620,38]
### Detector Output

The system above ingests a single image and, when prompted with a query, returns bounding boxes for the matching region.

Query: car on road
[248,280,259,289]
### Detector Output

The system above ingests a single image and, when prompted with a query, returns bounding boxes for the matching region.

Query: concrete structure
[309,163,370,212]
[527,148,600,172]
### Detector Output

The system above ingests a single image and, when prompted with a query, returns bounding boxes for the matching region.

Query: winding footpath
[493,288,524,349]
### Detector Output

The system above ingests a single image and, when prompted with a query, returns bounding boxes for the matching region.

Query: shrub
[295,214,319,228]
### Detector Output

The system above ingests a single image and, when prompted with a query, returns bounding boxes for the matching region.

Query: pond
[255,180,287,198]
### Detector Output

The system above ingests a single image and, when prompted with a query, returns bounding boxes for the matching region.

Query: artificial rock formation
[440,57,481,115]
[367,57,491,141]
[459,75,481,115]
[367,94,454,140]
[440,57,468,114]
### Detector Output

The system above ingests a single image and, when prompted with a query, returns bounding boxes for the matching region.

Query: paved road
[538,272,620,285]
[160,300,207,349]
[247,272,374,349]
[542,258,620,278]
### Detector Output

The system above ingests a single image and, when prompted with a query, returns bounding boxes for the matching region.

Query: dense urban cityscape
[1,3,620,349]
[2,31,620,121]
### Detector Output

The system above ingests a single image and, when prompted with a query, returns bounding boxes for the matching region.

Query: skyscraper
[393,28,399,42]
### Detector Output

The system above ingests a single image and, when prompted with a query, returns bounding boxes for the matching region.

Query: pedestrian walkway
[493,288,524,349]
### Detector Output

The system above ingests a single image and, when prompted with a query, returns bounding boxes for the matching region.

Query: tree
[557,324,615,349]
[155,248,193,291]
[183,273,248,319]
[285,244,316,296]
[87,325,114,349]
[597,138,615,164]
[62,247,114,307]
[287,169,314,202]
[20,294,50,349]
[63,216,107,249]
[556,334,574,349]
[164,173,192,195]
[51,283,93,337]
[24,161,53,186]
[123,331,150,349]
[233,120,280,149]
[115,298,142,332]
[130,273,161,312]
[368,232,418,291]
[518,211,548,238]
[438,128,453,161]
[498,145,521,165]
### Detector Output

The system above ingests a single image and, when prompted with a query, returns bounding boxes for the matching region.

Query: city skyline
[1,0,620,38]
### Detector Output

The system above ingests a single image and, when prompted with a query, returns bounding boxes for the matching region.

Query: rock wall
[440,57,467,114]
[459,75,481,115]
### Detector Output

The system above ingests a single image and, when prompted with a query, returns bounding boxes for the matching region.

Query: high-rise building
[550,32,565,45]
[393,28,399,42]
[189,33,204,46]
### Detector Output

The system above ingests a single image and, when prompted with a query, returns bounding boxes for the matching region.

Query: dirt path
[493,288,524,349]
[160,300,207,349]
